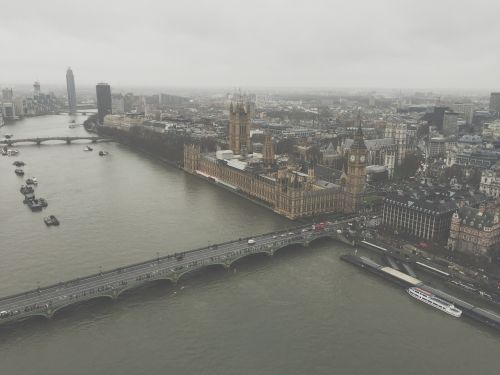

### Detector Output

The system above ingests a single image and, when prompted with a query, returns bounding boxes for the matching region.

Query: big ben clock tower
[344,124,367,213]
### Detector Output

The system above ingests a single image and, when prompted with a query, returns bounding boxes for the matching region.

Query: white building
[483,120,500,139]
[443,111,459,136]
[384,123,409,165]
[480,170,500,199]
[111,94,125,115]
[452,103,474,125]
[103,114,145,129]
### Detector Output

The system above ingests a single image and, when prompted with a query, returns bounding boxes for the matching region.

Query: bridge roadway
[0,219,352,325]
[0,136,106,146]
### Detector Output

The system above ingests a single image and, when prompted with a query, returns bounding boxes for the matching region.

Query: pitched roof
[456,207,499,229]
[351,126,367,150]
[345,138,394,150]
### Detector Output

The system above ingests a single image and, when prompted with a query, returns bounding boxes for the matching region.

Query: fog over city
[1,0,499,89]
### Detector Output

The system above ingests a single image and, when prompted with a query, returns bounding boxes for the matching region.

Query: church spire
[352,114,366,150]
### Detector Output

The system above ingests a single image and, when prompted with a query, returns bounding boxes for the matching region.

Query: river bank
[2,115,500,375]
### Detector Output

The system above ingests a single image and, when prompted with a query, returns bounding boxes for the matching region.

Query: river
[0,115,498,375]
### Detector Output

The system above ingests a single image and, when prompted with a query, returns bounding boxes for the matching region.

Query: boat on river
[407,287,462,318]
[20,185,34,195]
[44,215,59,226]
[26,177,38,185]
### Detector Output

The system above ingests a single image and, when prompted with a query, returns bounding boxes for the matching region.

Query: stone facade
[228,101,251,155]
[382,189,489,243]
[480,170,500,199]
[448,206,500,259]
[262,132,275,165]
[184,112,367,219]
[384,123,408,165]
[344,127,368,213]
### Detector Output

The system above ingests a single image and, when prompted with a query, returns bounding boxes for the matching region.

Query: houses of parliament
[184,101,367,219]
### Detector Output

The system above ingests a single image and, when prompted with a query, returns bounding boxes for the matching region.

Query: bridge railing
[0,219,350,303]
[0,136,104,145]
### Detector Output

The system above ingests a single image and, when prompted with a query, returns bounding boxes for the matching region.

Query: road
[0,219,352,323]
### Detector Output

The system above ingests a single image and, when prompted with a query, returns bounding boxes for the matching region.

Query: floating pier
[341,253,500,331]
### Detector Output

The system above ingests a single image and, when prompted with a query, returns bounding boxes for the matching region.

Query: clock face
[350,155,356,162]
[360,155,366,163]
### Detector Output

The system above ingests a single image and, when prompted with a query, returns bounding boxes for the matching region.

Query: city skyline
[1,0,499,89]
[2,1,500,373]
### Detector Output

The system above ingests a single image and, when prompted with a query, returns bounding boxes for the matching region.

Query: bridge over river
[0,219,352,325]
[0,136,109,146]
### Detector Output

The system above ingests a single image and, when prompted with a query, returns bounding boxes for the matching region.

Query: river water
[0,115,498,375]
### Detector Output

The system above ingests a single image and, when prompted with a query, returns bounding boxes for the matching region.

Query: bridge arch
[228,250,273,268]
[17,312,51,323]
[307,235,337,246]
[50,294,115,318]
[272,241,308,255]
[115,277,176,298]
[176,263,228,283]
[1,136,103,146]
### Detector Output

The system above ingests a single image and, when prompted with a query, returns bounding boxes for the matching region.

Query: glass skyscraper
[66,68,77,114]
[96,82,112,122]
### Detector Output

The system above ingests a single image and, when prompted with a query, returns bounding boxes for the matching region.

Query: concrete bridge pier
[169,275,180,284]
[36,139,41,145]
[252,247,275,257]
[66,138,71,144]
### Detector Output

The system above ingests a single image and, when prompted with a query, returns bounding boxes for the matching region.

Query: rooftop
[455,207,499,229]
[384,188,489,215]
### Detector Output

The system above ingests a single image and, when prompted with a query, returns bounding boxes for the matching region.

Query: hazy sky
[1,0,499,89]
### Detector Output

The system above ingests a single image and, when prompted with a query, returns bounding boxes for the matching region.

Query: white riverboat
[407,287,462,318]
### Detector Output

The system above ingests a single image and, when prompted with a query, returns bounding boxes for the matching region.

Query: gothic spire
[351,113,366,150]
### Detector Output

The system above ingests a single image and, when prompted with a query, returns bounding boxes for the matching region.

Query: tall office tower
[489,92,500,114]
[96,83,112,121]
[2,88,13,101]
[66,68,77,114]
[228,101,252,155]
[443,111,459,136]
[433,106,448,130]
[452,103,474,125]
[33,81,41,97]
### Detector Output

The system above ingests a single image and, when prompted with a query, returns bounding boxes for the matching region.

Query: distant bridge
[0,219,353,325]
[0,136,110,146]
